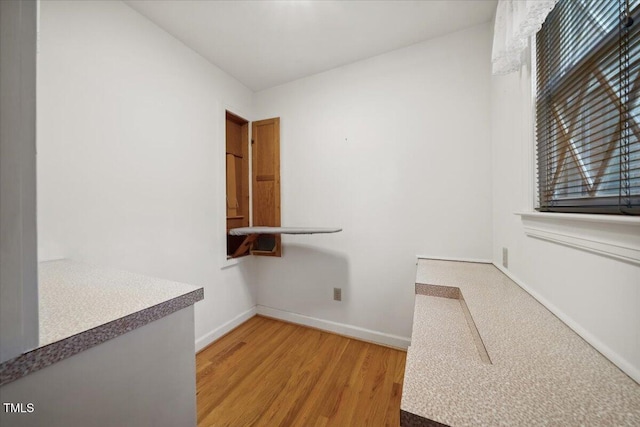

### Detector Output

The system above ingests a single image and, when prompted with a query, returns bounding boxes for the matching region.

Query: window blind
[536,0,639,214]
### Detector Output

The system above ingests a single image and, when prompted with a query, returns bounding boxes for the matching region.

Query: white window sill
[516,212,640,266]
[221,256,248,270]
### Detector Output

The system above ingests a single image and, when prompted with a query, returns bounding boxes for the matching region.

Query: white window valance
[492,0,558,75]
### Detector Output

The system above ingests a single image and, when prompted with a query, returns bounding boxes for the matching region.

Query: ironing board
[229,227,342,236]
[229,227,342,257]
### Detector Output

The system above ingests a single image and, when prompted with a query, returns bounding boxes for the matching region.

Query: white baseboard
[195,306,257,352]
[416,255,493,264]
[256,305,411,350]
[493,262,640,384]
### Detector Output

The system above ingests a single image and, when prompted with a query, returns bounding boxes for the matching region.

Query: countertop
[1,260,203,386]
[38,260,202,345]
[401,259,640,426]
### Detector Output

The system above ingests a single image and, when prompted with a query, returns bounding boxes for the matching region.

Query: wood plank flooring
[196,315,406,427]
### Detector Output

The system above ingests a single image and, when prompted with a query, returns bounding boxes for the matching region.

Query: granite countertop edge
[0,287,203,387]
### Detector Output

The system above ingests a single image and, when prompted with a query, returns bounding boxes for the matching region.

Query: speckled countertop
[401,259,640,426]
[0,260,203,386]
[39,260,202,346]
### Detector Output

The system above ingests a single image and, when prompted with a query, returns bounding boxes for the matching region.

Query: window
[536,0,639,214]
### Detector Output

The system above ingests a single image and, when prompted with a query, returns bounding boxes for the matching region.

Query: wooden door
[251,117,281,256]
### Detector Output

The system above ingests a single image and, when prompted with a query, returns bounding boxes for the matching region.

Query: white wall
[37,0,256,350]
[491,50,640,381]
[252,23,493,344]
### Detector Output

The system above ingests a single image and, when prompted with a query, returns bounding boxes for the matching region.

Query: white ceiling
[125,0,497,92]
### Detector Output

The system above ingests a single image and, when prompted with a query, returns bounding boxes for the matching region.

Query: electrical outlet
[502,247,509,268]
[333,287,342,301]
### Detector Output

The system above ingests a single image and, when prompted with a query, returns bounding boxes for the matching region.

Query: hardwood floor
[196,316,406,427]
